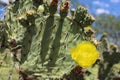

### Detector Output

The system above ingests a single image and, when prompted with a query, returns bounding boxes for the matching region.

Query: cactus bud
[60,1,70,13]
[84,26,95,37]
[91,38,101,46]
[70,8,76,17]
[9,39,17,47]
[60,1,70,18]
[49,0,58,15]
[75,6,87,21]
[54,13,60,17]
[37,5,44,12]
[26,10,36,15]
[50,0,58,6]
[64,1,70,11]
[73,66,84,74]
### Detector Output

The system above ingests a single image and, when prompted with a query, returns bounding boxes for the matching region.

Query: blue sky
[71,0,120,16]
[0,5,6,20]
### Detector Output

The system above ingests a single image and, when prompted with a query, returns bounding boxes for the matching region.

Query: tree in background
[93,14,120,47]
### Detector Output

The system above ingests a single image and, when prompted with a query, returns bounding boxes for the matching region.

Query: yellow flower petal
[70,41,99,68]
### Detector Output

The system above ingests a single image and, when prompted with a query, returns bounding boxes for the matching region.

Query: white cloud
[0,0,15,5]
[93,1,109,7]
[110,0,120,3]
[0,0,9,5]
[96,8,110,15]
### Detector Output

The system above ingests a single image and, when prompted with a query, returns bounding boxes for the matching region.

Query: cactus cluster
[0,0,95,79]
[0,0,119,80]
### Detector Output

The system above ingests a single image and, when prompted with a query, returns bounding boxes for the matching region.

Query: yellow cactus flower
[70,41,99,68]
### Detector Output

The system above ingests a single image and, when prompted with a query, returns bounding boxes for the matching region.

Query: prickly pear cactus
[1,0,96,79]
